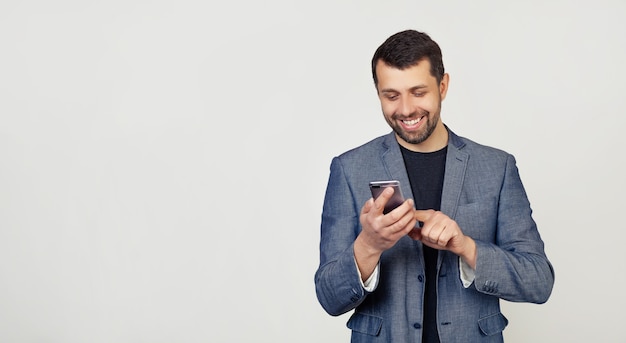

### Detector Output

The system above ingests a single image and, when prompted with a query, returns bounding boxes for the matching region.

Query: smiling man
[315,30,554,343]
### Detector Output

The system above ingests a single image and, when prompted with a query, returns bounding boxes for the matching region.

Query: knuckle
[386,211,400,222]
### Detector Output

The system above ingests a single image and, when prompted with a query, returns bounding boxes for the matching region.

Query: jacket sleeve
[314,157,371,316]
[473,154,555,303]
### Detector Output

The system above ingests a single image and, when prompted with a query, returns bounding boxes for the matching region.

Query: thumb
[371,186,395,214]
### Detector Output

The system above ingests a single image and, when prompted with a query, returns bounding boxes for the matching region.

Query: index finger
[414,209,435,222]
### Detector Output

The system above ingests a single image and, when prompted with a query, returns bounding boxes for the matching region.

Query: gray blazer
[315,128,554,342]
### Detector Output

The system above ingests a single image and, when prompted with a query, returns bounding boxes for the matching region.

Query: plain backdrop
[1,1,625,342]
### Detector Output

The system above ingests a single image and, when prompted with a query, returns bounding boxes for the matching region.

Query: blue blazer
[315,128,554,342]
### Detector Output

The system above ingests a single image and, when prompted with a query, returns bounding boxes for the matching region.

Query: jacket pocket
[347,312,383,336]
[478,312,509,336]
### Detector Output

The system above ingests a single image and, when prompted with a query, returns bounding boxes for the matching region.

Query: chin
[398,132,428,145]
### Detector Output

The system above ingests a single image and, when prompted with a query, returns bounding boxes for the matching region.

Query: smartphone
[369,180,405,214]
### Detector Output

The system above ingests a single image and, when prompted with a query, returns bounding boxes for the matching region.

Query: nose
[399,96,413,117]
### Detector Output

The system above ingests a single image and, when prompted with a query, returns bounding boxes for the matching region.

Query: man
[314,30,554,342]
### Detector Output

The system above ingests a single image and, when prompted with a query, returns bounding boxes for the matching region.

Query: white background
[1,1,625,342]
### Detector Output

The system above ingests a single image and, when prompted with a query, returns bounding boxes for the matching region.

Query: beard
[386,108,440,145]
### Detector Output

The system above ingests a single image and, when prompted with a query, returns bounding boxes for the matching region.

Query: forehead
[375,59,437,90]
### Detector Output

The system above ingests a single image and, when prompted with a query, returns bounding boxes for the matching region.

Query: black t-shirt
[400,144,447,343]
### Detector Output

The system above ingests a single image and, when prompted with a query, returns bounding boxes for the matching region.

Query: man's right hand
[353,187,416,281]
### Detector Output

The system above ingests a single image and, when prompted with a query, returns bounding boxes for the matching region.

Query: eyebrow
[380,84,428,93]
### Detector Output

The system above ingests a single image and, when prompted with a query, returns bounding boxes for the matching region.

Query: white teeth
[403,117,422,125]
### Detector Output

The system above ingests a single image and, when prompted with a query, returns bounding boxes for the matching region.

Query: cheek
[426,96,442,112]
[412,99,437,116]
[380,102,397,117]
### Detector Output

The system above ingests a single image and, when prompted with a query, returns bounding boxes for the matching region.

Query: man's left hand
[411,209,477,269]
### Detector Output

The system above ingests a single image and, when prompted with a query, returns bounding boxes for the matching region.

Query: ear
[439,73,450,101]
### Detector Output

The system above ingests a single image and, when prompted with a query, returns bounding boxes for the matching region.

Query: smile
[403,117,422,125]
[401,116,424,127]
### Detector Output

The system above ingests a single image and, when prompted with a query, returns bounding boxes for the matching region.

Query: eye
[384,93,399,101]
[413,91,425,97]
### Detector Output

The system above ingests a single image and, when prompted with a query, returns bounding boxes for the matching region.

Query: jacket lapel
[380,133,414,200]
[441,130,469,220]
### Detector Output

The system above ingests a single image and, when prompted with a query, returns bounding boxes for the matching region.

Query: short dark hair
[371,30,445,85]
